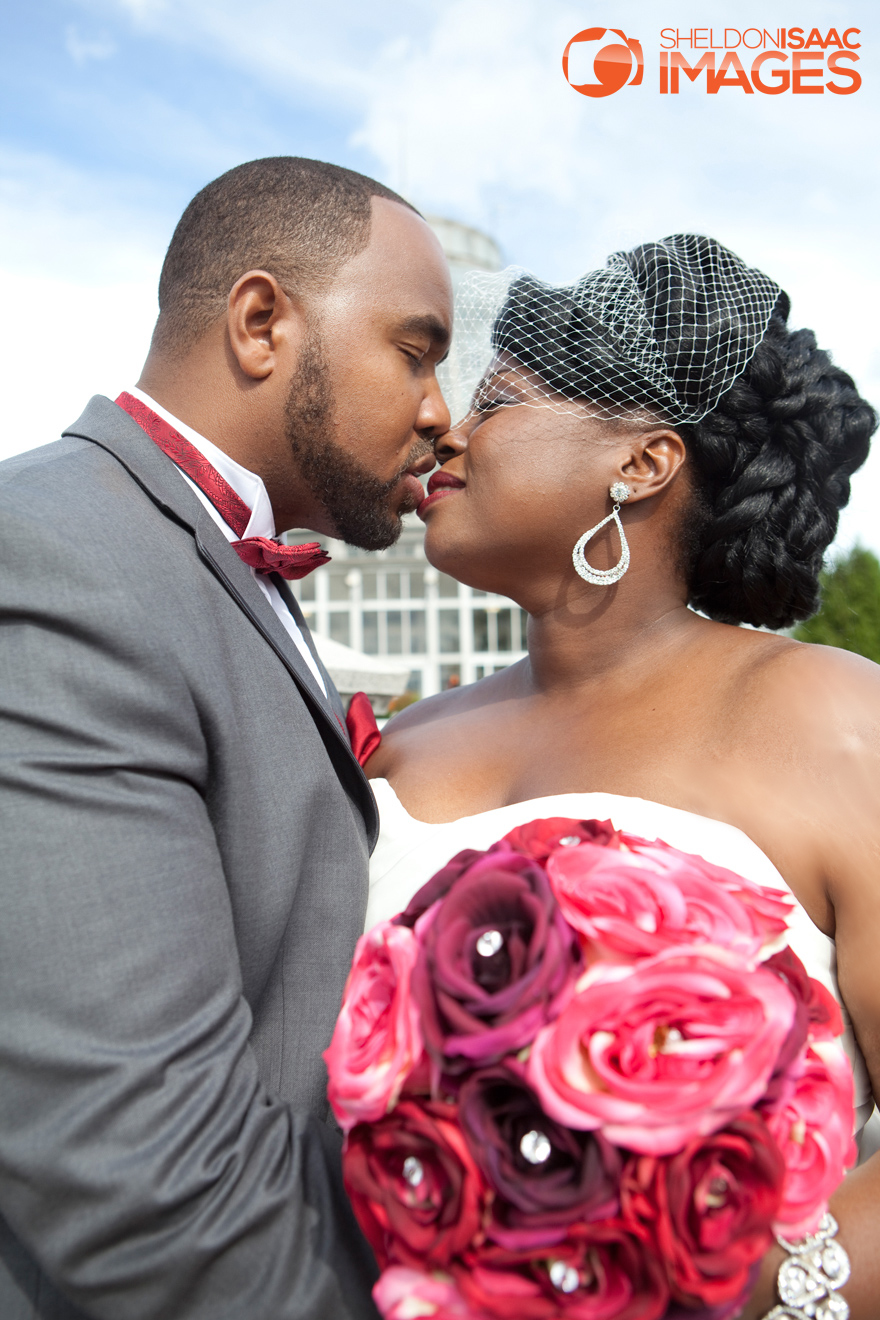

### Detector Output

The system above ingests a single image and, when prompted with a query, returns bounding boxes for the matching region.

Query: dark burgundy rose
[621,1111,784,1308]
[410,847,583,1072]
[454,1220,669,1320]
[394,849,487,928]
[343,1099,487,1270]
[459,1065,621,1248]
[762,947,844,1110]
[503,817,623,863]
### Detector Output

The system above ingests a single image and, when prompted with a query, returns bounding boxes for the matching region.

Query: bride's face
[417,361,626,601]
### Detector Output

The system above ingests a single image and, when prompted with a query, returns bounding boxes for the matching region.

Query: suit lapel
[65,396,378,845]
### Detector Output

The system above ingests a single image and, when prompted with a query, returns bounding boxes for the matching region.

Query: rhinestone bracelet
[763,1212,850,1320]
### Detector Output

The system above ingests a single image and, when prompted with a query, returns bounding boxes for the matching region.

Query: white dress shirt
[129,387,328,698]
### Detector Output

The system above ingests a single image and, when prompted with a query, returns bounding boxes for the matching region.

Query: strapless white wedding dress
[366,779,874,1139]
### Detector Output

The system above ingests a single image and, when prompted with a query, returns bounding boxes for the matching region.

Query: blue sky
[2,0,878,553]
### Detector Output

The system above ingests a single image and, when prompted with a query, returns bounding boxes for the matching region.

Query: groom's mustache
[393,441,437,512]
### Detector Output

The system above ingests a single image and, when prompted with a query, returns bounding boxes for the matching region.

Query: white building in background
[290,218,528,702]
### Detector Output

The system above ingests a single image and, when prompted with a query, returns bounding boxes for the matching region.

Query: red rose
[621,1111,784,1308]
[344,1099,488,1269]
[764,946,844,1042]
[761,947,844,1113]
[503,818,622,863]
[454,1221,669,1320]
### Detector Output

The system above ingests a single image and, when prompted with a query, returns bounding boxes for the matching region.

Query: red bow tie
[116,392,331,580]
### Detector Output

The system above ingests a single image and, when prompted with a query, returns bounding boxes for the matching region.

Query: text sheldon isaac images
[659,27,861,95]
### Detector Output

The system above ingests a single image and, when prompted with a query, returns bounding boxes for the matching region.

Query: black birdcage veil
[438,235,782,427]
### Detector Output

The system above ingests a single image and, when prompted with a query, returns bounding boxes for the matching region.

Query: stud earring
[572,483,631,586]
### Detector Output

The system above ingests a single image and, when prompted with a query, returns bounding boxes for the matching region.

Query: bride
[360,236,878,1318]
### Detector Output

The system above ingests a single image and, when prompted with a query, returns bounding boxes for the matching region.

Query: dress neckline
[370,776,788,889]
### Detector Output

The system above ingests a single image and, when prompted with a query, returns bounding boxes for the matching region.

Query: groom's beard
[285,333,428,551]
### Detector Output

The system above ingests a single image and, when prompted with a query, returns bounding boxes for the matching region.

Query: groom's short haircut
[153,156,417,354]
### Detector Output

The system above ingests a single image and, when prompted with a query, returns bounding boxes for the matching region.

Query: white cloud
[65,25,116,64]
[0,270,157,461]
[0,152,162,460]
[0,147,166,284]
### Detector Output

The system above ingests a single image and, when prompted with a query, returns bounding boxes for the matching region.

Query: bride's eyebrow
[476,374,528,400]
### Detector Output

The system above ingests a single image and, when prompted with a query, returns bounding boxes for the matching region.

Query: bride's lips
[417,471,465,520]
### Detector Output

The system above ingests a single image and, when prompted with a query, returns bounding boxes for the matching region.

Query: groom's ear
[225,270,308,382]
[619,428,688,501]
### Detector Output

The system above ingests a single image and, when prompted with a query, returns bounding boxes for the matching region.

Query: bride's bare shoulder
[740,633,880,724]
[729,634,880,800]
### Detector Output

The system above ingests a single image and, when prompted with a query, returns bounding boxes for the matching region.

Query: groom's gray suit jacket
[0,397,381,1319]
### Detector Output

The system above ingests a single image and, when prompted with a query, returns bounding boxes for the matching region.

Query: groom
[0,158,451,1319]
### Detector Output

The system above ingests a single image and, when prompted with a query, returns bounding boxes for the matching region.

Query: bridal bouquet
[324,818,856,1320]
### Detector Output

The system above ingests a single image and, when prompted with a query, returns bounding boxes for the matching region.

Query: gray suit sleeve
[0,500,378,1317]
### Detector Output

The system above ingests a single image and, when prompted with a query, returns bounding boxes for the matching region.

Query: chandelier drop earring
[572,482,632,586]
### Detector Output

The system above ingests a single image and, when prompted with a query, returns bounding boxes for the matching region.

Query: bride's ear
[619,429,687,501]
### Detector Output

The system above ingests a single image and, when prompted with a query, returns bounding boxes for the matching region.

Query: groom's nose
[432,419,470,465]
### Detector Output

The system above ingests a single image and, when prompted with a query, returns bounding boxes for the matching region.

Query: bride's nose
[432,418,471,465]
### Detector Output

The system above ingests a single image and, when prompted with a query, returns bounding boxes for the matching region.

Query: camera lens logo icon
[562,27,644,97]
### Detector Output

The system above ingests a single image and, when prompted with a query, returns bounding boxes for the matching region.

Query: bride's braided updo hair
[473,236,876,630]
[679,297,874,628]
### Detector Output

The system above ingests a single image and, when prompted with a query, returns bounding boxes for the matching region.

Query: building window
[472,609,489,652]
[520,609,528,647]
[329,613,350,646]
[439,609,460,653]
[497,608,512,652]
[329,572,350,601]
[361,570,378,600]
[406,668,423,697]
[409,610,427,654]
[298,575,317,602]
[438,574,459,598]
[387,610,403,654]
[440,664,461,689]
[362,611,379,654]
[386,572,402,599]
[409,569,425,598]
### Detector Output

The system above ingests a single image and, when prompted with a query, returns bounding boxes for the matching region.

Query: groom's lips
[417,471,465,519]
[399,472,429,512]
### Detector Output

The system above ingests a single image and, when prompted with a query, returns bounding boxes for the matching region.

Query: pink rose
[373,1267,482,1319]
[528,949,796,1154]
[547,835,792,965]
[324,921,423,1132]
[763,1042,857,1237]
